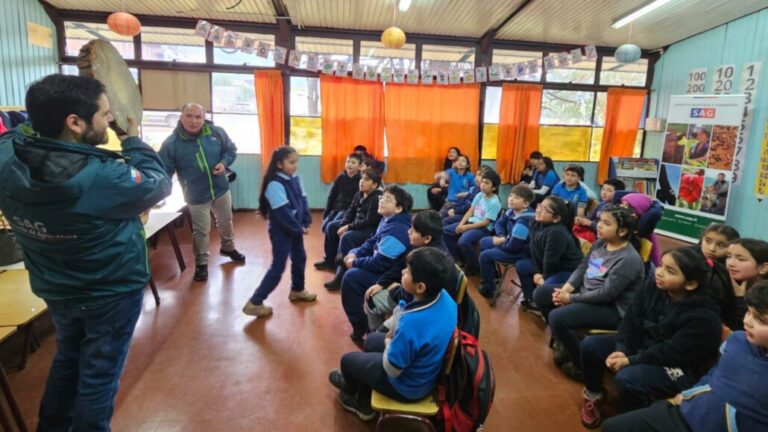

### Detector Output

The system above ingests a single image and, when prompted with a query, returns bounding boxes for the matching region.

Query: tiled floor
[2,211,689,431]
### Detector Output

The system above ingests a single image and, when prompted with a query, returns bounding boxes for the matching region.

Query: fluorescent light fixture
[612,0,675,29]
[399,0,412,12]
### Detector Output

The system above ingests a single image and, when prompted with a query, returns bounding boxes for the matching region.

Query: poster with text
[655,94,746,242]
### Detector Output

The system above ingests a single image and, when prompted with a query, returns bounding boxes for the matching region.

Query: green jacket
[0,126,171,303]
[158,122,237,205]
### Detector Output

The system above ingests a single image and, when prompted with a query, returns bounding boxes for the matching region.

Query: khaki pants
[188,191,235,266]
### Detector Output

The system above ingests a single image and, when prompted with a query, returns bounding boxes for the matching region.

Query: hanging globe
[381,26,406,49]
[107,12,142,37]
[615,43,641,64]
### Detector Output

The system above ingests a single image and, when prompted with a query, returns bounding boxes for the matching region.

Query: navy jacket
[528,221,583,278]
[452,184,481,215]
[351,212,411,274]
[159,121,237,205]
[324,171,360,217]
[493,208,535,254]
[0,125,171,303]
[264,172,311,236]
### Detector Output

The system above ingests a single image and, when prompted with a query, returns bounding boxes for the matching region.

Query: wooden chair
[0,327,27,432]
[371,329,460,432]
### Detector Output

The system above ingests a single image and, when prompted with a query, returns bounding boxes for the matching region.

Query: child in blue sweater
[602,280,768,432]
[330,247,458,422]
[243,147,317,318]
[574,178,625,243]
[341,185,414,341]
[477,185,536,299]
[551,164,589,217]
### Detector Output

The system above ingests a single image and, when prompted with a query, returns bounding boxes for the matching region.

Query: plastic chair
[371,329,460,432]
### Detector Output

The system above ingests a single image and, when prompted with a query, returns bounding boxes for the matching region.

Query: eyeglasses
[536,203,554,215]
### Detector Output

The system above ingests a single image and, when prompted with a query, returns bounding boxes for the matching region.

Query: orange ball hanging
[381,26,406,49]
[107,12,142,37]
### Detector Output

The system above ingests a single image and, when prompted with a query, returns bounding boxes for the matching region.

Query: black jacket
[324,172,361,217]
[340,189,383,232]
[616,277,723,380]
[687,245,746,330]
[528,221,583,279]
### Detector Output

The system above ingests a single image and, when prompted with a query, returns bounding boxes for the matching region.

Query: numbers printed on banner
[732,62,762,185]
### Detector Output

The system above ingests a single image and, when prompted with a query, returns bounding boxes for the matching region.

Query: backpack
[458,293,480,339]
[436,330,495,432]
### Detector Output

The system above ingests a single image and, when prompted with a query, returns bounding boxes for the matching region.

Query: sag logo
[690,108,716,118]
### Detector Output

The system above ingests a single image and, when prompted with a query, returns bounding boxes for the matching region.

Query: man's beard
[81,123,108,146]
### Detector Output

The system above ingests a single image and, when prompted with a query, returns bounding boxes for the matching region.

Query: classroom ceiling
[45,0,768,49]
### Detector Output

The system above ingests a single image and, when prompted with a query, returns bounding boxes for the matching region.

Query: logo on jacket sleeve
[130,168,142,184]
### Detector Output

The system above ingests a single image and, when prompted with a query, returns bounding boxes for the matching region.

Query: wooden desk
[0,270,46,328]
[145,211,185,273]
[0,326,26,432]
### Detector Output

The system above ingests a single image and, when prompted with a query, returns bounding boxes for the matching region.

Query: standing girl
[243,147,317,318]
[578,247,723,428]
[725,238,768,328]
[515,196,583,309]
[533,206,645,379]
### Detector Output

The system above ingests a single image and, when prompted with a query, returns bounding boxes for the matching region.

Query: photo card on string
[475,67,488,82]
[194,20,212,39]
[256,41,271,58]
[273,46,288,64]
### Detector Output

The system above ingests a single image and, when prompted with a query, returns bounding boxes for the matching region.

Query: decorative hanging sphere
[107,12,142,37]
[615,43,641,64]
[381,26,406,49]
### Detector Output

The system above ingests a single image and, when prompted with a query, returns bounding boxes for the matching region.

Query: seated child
[427,147,463,211]
[443,170,502,275]
[551,164,589,217]
[321,153,362,233]
[429,155,474,211]
[573,178,626,243]
[530,156,559,203]
[518,151,543,185]
[578,247,723,428]
[340,185,413,341]
[724,238,768,329]
[477,185,536,299]
[354,145,386,175]
[601,280,768,432]
[330,248,458,422]
[318,169,383,277]
[364,210,452,332]
[534,205,645,380]
[617,192,663,266]
[690,223,741,329]
[515,196,583,308]
[441,165,492,224]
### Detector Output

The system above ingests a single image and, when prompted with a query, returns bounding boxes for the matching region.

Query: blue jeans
[251,227,306,304]
[341,268,380,332]
[39,289,144,432]
[443,223,491,271]
[321,209,345,233]
[477,237,527,294]
[515,258,572,302]
[322,219,345,263]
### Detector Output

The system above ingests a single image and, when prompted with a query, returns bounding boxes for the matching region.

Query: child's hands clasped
[605,352,630,372]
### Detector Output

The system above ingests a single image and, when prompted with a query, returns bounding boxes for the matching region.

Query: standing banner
[655,94,746,242]
[733,62,761,184]
[755,118,768,200]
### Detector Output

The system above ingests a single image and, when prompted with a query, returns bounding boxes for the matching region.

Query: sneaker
[314,260,332,270]
[324,277,342,291]
[478,287,496,299]
[193,265,208,282]
[328,368,353,393]
[349,326,366,343]
[289,290,317,302]
[242,301,273,318]
[552,339,571,367]
[560,361,584,382]
[580,389,605,429]
[220,248,246,263]
[337,391,376,422]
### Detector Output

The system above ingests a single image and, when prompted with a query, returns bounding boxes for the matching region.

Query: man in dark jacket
[0,74,171,430]
[159,103,244,282]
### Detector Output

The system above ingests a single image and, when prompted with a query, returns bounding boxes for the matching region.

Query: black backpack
[458,293,480,339]
[437,330,495,432]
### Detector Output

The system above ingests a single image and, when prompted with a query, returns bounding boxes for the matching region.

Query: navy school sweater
[264,172,312,236]
[528,221,583,278]
[351,212,412,275]
[493,208,536,254]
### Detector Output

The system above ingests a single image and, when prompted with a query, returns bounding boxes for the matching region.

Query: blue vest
[270,173,307,223]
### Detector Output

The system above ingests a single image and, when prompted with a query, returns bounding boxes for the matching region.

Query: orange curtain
[319,76,384,183]
[254,70,285,170]
[497,83,543,183]
[384,84,480,183]
[598,88,647,183]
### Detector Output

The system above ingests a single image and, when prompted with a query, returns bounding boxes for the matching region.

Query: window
[64,21,134,59]
[600,57,648,87]
[421,44,475,71]
[540,90,595,125]
[141,111,212,151]
[295,36,353,65]
[290,77,321,116]
[290,117,322,156]
[540,126,592,161]
[214,32,275,67]
[211,73,259,153]
[290,77,322,155]
[360,41,416,72]
[590,129,644,161]
[481,86,501,159]
[141,26,206,63]
[61,64,139,83]
[546,54,596,84]
[492,49,542,81]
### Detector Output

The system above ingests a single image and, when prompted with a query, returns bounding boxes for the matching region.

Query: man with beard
[0,74,171,430]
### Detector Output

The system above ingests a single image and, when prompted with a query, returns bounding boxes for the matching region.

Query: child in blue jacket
[243,147,317,318]
[330,247,458,422]
[441,165,492,224]
[602,280,768,432]
[477,185,536,299]
[341,185,414,341]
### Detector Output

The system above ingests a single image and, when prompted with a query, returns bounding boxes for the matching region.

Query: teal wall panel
[0,0,57,106]
[647,9,768,239]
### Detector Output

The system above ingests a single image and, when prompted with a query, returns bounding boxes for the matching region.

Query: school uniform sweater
[528,221,583,279]
[264,172,311,236]
[351,212,412,274]
[493,208,536,254]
